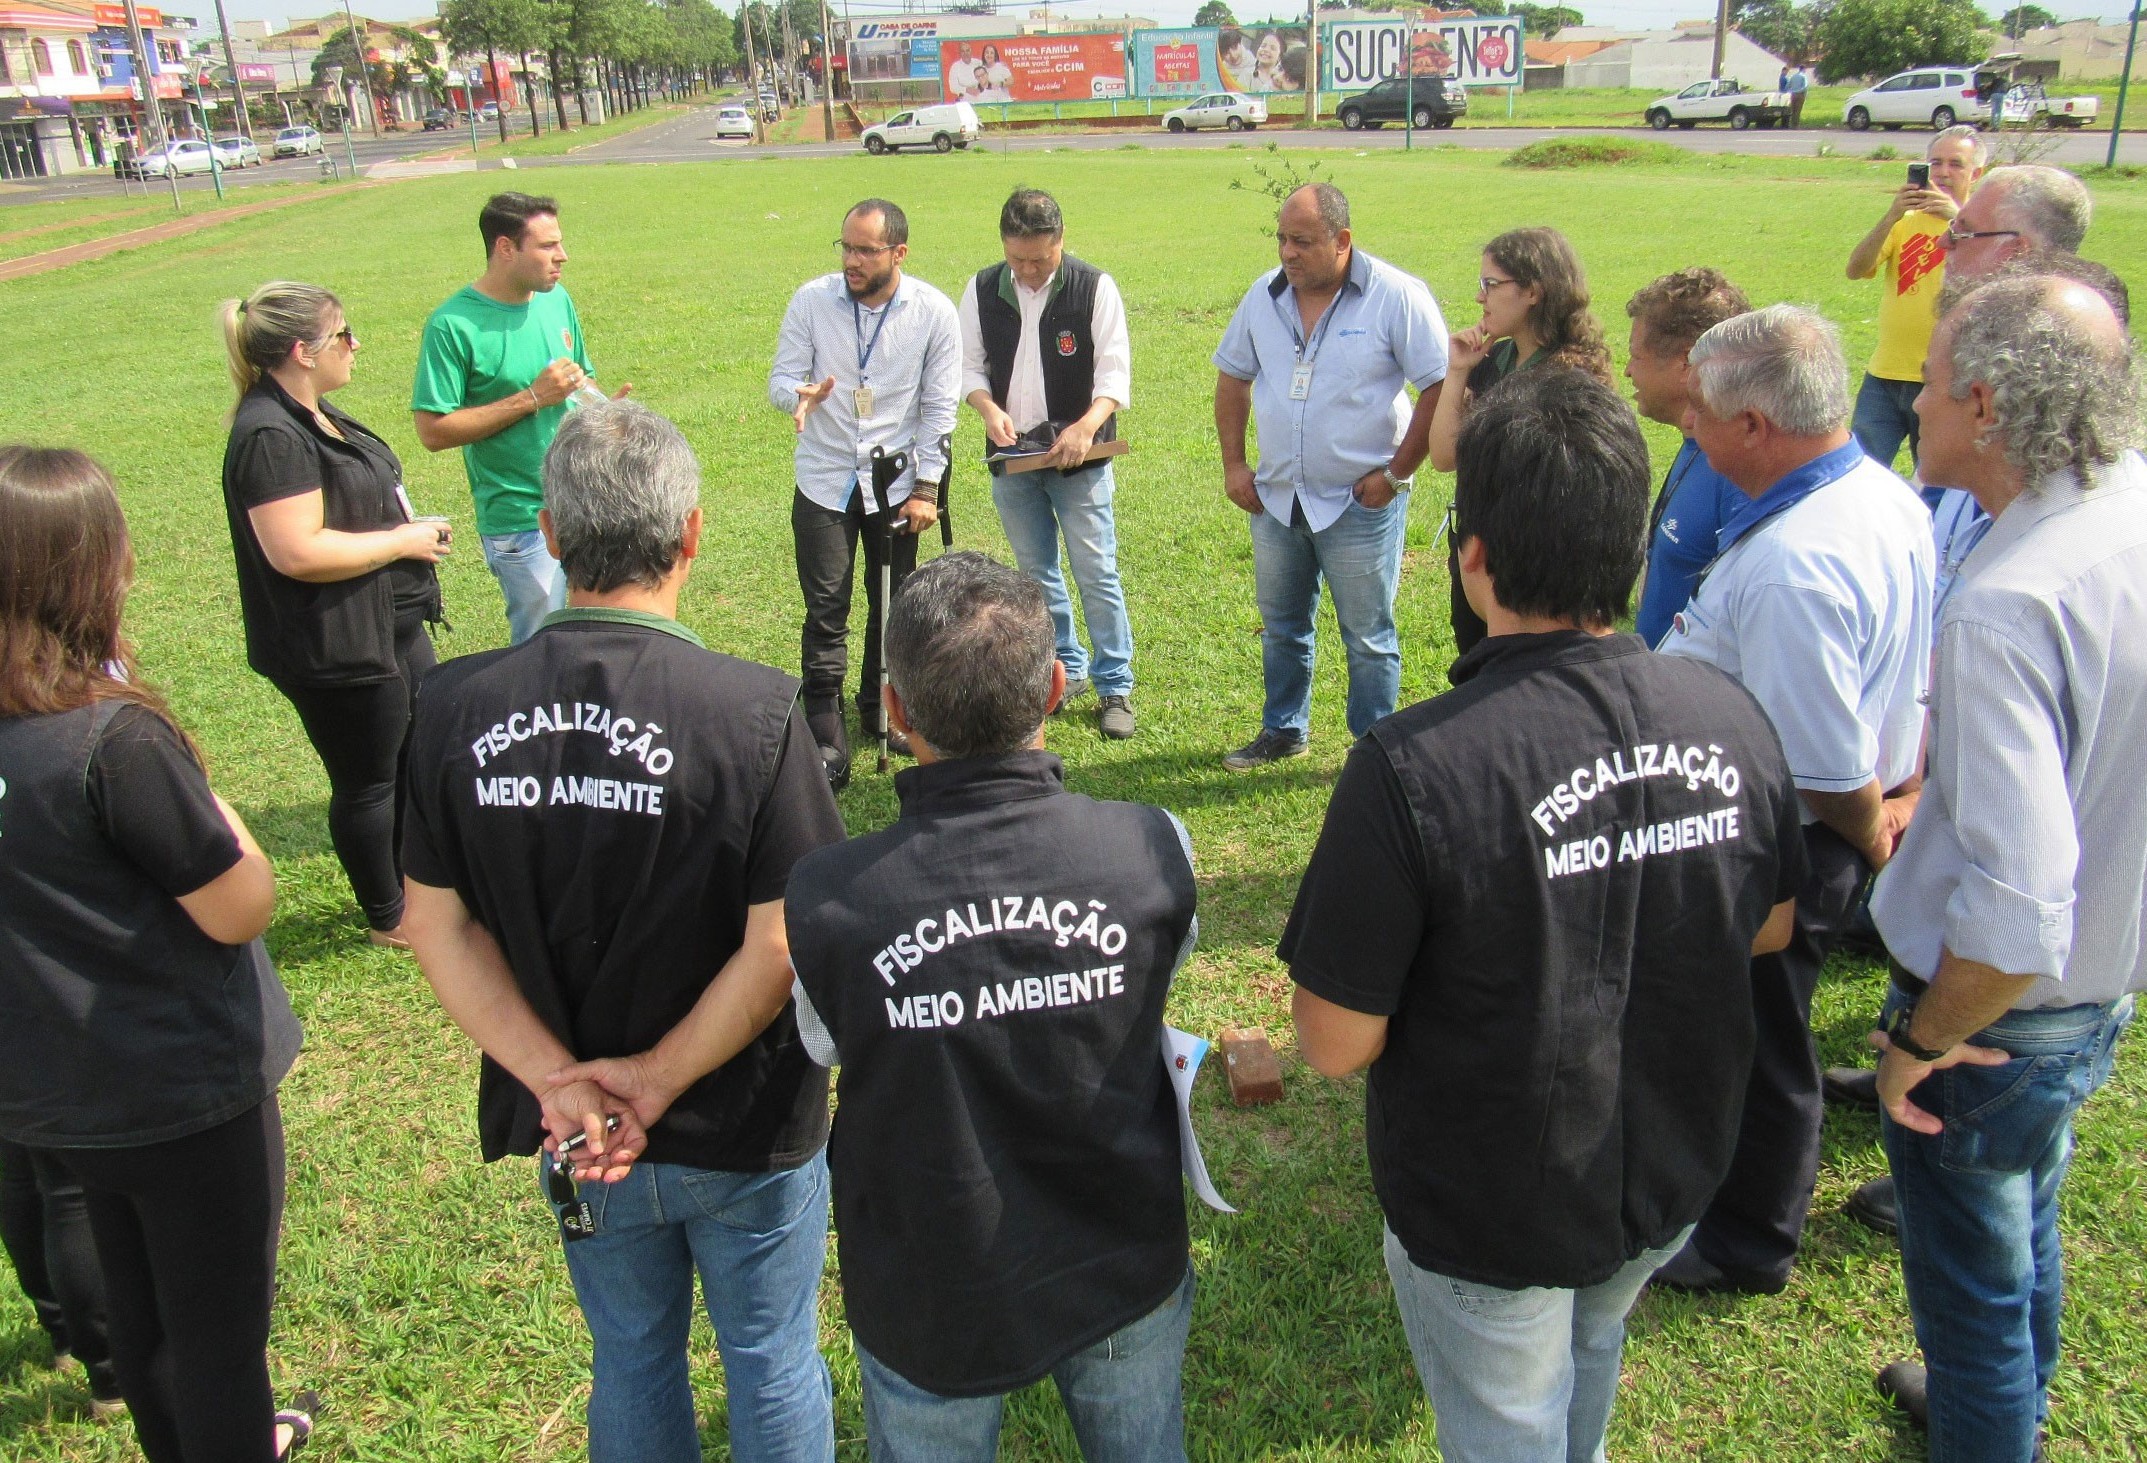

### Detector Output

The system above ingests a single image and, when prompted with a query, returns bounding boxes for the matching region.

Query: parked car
[714,104,755,140]
[272,125,324,157]
[478,101,501,122]
[1645,78,1790,130]
[860,100,982,154]
[1161,92,1266,132]
[1843,65,1991,131]
[212,133,262,167]
[1335,75,1467,131]
[116,138,217,178]
[423,107,458,131]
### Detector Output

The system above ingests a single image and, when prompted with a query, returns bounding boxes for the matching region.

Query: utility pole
[212,0,250,138]
[1301,0,1317,125]
[2109,5,2140,170]
[742,3,765,142]
[819,0,837,138]
[780,3,798,102]
[341,0,381,136]
[1710,0,1729,80]
[120,0,168,151]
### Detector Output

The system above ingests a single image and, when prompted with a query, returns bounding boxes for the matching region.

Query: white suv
[1161,92,1266,133]
[1844,67,1989,132]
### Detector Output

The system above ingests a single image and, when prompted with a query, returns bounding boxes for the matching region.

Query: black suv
[423,107,457,131]
[1336,75,1468,130]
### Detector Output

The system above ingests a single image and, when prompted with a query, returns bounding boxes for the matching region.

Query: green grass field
[1,145,2143,1460]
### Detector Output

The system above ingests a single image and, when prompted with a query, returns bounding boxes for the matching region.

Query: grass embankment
[1,147,2143,1461]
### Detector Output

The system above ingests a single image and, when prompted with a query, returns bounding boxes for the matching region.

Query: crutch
[876,536,894,775]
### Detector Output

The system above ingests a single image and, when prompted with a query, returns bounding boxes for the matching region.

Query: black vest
[974,255,1117,457]
[0,702,301,1148]
[786,752,1195,1397]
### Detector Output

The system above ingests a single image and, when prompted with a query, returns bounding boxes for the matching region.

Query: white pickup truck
[1645,79,1792,131]
[1999,83,2100,129]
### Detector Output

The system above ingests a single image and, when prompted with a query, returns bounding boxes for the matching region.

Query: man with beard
[770,198,961,790]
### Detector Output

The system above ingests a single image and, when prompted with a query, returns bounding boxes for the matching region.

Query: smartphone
[1907,162,1930,189]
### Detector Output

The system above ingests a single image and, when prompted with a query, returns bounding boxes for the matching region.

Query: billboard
[1130,28,1221,99]
[849,18,945,85]
[940,34,1126,104]
[1215,23,1308,93]
[1322,16,1524,90]
[235,62,277,83]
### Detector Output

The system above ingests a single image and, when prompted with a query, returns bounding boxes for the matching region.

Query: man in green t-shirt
[413,192,627,643]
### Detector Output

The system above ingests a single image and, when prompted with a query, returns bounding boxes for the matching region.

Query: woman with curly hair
[1427,226,1615,655]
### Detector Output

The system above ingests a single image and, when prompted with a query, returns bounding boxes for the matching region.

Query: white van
[861,101,981,155]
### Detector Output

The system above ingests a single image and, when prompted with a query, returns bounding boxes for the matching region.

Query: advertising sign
[1130,28,1221,99]
[1323,16,1524,90]
[94,3,164,24]
[849,18,945,85]
[236,62,277,83]
[940,34,1126,104]
[1214,22,1307,93]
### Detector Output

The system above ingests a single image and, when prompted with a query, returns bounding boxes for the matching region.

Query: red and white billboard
[940,33,1126,104]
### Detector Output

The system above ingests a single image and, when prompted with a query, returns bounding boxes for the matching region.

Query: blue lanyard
[1279,286,1345,365]
[853,298,891,382]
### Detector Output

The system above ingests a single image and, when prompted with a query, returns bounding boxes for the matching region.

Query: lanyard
[1648,441,1701,543]
[853,298,891,382]
[1278,283,1346,365]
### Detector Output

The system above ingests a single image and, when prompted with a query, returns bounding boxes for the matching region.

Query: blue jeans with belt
[1879,984,2134,1463]
[1248,492,1408,739]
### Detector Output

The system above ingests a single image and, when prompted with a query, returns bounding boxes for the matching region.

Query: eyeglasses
[334,328,358,348]
[1943,222,2020,246]
[1478,276,1516,293]
[836,240,896,259]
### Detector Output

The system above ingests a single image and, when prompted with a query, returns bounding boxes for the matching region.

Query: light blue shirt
[1213,248,1448,532]
[1658,444,1935,814]
[1930,485,1993,618]
[1872,453,2147,1005]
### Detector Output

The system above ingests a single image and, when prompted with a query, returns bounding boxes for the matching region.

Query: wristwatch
[1381,463,1413,492]
[1884,1004,1948,1063]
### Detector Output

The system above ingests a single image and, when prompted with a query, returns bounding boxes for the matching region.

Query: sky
[204,0,2135,41]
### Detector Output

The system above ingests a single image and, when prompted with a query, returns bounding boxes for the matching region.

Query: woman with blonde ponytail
[219,280,450,950]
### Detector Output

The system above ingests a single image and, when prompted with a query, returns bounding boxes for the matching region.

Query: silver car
[273,125,324,157]
[1162,92,1266,133]
[213,134,262,167]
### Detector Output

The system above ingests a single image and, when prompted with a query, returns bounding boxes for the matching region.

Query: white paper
[1165,1026,1237,1214]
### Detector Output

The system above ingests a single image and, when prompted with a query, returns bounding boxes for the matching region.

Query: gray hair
[1946,277,2141,484]
[1937,246,2130,323]
[1687,303,1851,436]
[1984,165,2091,253]
[885,551,1055,759]
[1928,124,1987,169]
[1284,182,1349,238]
[542,402,699,593]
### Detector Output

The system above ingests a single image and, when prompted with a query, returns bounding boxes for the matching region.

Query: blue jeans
[1248,492,1408,739]
[482,529,567,645]
[991,462,1134,696]
[1384,1224,1691,1463]
[854,1266,1193,1463]
[551,1154,835,1463]
[1880,986,2134,1463]
[1851,374,1941,508]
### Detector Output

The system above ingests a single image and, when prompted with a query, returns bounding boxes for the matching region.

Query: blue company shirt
[1929,485,1993,618]
[1872,453,2147,1006]
[1213,248,1448,532]
[1658,441,1935,814]
[1637,437,1746,647]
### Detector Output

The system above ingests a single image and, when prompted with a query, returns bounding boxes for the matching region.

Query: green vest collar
[539,605,705,649]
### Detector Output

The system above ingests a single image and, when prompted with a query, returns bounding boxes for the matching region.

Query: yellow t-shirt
[1868,212,1950,382]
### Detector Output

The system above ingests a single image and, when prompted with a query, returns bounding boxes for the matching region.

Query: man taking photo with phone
[1844,126,1985,485]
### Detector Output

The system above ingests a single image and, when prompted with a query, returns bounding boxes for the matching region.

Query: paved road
[553,103,2146,168]
[8,102,2139,208]
[0,123,498,208]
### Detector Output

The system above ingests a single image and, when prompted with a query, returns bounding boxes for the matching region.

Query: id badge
[853,385,876,419]
[393,483,416,521]
[1289,364,1313,401]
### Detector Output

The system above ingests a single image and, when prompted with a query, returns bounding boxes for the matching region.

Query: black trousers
[52,1098,286,1463]
[0,1138,114,1388]
[272,616,434,932]
[792,488,918,711]
[1691,823,1871,1282]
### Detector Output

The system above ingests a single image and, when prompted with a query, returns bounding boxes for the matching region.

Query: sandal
[275,1390,322,1459]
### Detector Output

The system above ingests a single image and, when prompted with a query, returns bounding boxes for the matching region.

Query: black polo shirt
[1282,631,1806,1290]
[402,608,843,1172]
[222,376,439,687]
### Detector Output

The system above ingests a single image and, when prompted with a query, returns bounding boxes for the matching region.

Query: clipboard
[993,439,1131,476]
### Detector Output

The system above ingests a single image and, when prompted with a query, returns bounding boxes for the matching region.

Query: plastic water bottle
[565,380,610,410]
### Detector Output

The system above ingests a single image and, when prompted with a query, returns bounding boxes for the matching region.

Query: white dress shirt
[957,267,1133,434]
[769,272,961,512]
[1872,453,2147,1006]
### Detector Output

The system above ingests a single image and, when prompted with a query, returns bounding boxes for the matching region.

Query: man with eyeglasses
[1937,164,2091,284]
[770,197,962,790]
[402,403,846,1463]
[1844,126,1985,483]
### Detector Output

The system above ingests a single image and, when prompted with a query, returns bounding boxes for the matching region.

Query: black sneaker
[1845,1175,1899,1236]
[1223,728,1308,771]
[806,700,849,793]
[1053,676,1093,715]
[1875,1359,1928,1429]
